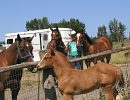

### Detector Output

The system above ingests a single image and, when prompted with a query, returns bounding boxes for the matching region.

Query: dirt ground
[4,64,130,100]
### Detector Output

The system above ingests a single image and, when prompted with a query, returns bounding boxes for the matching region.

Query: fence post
[39,50,57,100]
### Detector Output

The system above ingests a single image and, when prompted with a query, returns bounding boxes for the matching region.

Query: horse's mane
[53,28,62,40]
[83,33,93,45]
[55,51,74,69]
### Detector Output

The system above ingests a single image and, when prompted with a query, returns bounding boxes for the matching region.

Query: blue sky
[0,0,130,41]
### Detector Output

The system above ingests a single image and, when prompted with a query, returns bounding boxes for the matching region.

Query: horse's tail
[118,69,125,88]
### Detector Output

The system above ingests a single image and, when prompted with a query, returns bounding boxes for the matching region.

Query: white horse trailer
[5,28,72,61]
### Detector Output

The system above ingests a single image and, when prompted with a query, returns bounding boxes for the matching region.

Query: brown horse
[37,49,124,100]
[48,27,67,55]
[0,34,34,100]
[76,33,112,67]
[41,27,68,100]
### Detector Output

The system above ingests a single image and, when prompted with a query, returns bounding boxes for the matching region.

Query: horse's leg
[102,87,114,100]
[80,60,83,70]
[85,59,90,68]
[11,82,20,100]
[106,54,111,63]
[100,55,105,62]
[63,94,73,100]
[93,57,97,64]
[0,90,5,100]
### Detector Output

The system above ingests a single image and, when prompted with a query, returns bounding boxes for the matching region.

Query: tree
[68,18,86,33]
[41,17,50,29]
[26,17,86,33]
[97,25,108,37]
[25,17,50,31]
[51,18,86,33]
[109,18,126,42]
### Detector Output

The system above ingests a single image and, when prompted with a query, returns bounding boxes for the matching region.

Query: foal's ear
[17,34,22,42]
[50,27,53,31]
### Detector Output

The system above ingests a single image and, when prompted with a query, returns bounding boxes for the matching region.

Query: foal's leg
[63,94,73,100]
[102,87,114,100]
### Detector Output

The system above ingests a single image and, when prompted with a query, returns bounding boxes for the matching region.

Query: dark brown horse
[37,49,124,100]
[41,27,67,100]
[76,33,112,67]
[48,27,67,55]
[0,34,34,100]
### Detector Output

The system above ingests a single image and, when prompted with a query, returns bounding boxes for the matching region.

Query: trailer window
[43,34,48,41]
[7,39,13,44]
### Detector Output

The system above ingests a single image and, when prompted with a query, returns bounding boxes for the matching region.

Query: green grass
[110,50,130,64]
[110,39,130,64]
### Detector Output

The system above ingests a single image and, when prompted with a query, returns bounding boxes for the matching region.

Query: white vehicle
[5,28,73,61]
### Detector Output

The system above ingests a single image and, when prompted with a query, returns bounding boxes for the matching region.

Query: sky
[0,0,130,41]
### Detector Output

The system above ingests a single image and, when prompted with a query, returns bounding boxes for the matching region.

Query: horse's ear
[50,27,53,31]
[28,35,34,42]
[17,34,22,42]
[56,26,59,31]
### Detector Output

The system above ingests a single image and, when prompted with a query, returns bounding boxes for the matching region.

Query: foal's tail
[118,69,125,88]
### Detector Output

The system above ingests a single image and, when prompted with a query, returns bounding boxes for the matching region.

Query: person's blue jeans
[69,56,83,69]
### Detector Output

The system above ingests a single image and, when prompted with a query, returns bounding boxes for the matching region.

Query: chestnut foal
[37,49,124,100]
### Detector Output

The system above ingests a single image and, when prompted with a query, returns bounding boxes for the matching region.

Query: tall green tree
[26,17,86,33]
[68,18,86,33]
[109,18,126,42]
[51,18,86,33]
[97,25,108,37]
[41,17,50,29]
[25,17,50,31]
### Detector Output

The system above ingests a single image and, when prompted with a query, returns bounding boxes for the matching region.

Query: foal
[37,49,124,100]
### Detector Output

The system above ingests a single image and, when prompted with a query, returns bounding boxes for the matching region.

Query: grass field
[110,39,130,64]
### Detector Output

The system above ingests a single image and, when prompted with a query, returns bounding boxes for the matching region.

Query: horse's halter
[16,40,33,62]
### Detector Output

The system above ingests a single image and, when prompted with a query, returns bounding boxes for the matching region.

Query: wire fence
[0,64,129,100]
[1,46,130,100]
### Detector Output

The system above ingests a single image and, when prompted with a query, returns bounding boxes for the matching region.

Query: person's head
[70,30,76,39]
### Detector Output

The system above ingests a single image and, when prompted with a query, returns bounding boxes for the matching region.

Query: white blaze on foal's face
[37,52,48,69]
[37,50,54,69]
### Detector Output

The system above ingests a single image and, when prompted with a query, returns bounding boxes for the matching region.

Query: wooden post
[39,50,57,100]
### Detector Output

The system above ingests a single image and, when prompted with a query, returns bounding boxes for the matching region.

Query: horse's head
[50,27,61,40]
[76,33,85,46]
[37,49,55,70]
[23,36,34,58]
[76,33,93,46]
[16,34,35,71]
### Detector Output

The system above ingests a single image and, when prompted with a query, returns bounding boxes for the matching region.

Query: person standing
[67,30,83,69]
